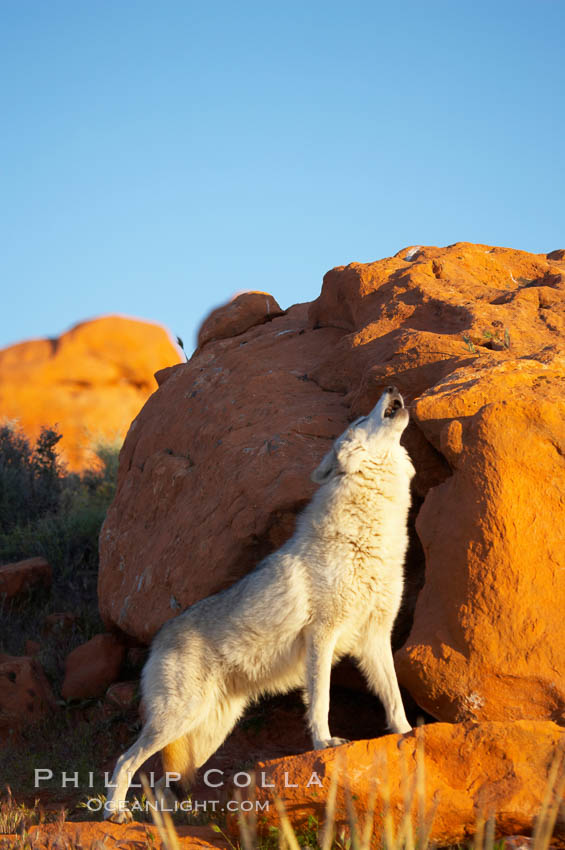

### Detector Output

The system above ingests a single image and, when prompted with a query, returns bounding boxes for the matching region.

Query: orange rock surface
[395,358,565,722]
[0,315,182,470]
[233,721,565,847]
[99,304,348,641]
[98,243,565,723]
[198,291,284,348]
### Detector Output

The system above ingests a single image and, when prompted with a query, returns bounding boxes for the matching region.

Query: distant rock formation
[0,315,182,469]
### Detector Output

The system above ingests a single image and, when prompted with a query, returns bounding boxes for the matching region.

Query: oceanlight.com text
[86,798,270,815]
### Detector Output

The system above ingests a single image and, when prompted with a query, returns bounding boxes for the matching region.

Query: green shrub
[0,426,117,576]
[0,425,120,657]
[0,424,63,533]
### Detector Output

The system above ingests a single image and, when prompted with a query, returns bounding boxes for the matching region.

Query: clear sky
[1,0,563,355]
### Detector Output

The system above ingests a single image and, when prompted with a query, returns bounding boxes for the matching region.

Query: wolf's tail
[161,734,195,788]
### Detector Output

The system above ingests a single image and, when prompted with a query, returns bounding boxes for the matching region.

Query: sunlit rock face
[98,244,565,725]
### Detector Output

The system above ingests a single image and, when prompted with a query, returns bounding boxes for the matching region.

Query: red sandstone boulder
[308,243,563,407]
[0,316,182,470]
[0,557,51,598]
[198,291,284,348]
[98,244,565,725]
[0,654,56,743]
[231,721,565,848]
[99,304,349,641]
[61,633,125,700]
[395,356,565,723]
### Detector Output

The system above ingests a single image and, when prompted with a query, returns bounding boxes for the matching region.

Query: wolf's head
[311,387,410,485]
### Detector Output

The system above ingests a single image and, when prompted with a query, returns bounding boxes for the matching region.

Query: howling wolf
[106,386,414,821]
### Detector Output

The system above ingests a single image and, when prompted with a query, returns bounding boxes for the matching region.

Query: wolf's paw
[391,720,412,735]
[105,808,133,824]
[318,736,350,749]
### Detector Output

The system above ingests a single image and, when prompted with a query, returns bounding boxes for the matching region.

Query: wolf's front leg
[358,634,411,734]
[305,629,348,749]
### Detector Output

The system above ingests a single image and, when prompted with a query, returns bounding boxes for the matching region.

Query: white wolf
[106,386,414,821]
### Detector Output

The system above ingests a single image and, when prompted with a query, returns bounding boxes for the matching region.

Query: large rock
[308,243,563,409]
[0,316,182,470]
[395,356,565,722]
[231,721,565,848]
[99,303,348,641]
[98,241,565,729]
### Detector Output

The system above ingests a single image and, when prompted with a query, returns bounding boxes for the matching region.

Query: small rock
[0,655,56,743]
[0,557,51,599]
[61,633,125,700]
[198,291,284,348]
[501,838,535,850]
[105,680,138,710]
[42,611,79,636]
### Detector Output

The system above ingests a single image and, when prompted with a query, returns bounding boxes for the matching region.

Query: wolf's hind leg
[105,687,209,823]
[155,734,195,808]
[105,724,179,823]
[305,629,347,750]
[358,634,411,734]
[193,693,248,769]
[157,692,248,803]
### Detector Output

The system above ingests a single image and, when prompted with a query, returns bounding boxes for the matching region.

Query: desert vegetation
[0,424,140,810]
[0,423,118,657]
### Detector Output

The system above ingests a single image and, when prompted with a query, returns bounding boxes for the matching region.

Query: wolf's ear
[311,447,339,484]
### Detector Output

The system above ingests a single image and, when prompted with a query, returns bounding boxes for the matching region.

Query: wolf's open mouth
[384,398,403,418]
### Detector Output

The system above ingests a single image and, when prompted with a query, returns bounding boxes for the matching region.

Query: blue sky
[1,0,563,354]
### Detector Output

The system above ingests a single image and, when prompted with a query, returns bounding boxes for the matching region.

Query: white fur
[106,387,414,821]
